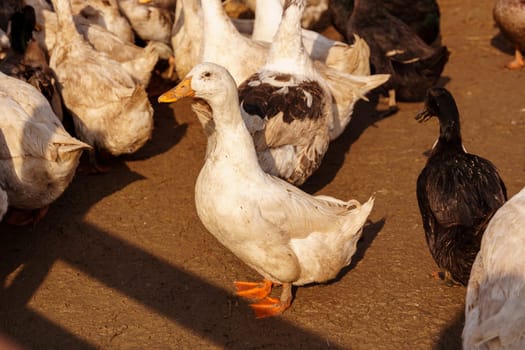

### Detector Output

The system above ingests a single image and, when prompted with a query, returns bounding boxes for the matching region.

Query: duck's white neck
[51,0,80,40]
[201,0,240,44]
[205,93,261,168]
[252,0,283,42]
[177,0,203,35]
[266,0,314,75]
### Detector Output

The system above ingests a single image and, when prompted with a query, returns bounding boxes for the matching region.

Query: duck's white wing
[463,188,525,349]
[0,93,89,161]
[256,174,362,239]
[53,50,137,109]
[0,73,62,128]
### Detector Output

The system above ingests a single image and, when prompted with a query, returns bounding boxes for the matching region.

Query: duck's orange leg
[249,283,293,319]
[430,270,460,287]
[234,279,272,300]
[167,55,176,79]
[506,47,524,70]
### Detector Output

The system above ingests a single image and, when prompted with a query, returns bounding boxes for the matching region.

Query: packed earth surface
[1,0,524,349]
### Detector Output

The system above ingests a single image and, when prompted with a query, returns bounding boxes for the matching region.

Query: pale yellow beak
[157,77,195,103]
[138,0,153,4]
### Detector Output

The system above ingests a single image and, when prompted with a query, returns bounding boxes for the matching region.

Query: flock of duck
[0,0,524,348]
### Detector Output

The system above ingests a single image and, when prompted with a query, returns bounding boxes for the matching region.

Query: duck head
[416,87,463,149]
[158,62,239,107]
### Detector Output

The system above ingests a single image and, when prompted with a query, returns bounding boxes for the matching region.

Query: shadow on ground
[0,160,353,349]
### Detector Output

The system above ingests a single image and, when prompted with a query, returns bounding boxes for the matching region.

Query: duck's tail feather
[338,195,375,266]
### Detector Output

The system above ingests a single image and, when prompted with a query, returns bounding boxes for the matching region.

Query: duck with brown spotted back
[237,0,335,186]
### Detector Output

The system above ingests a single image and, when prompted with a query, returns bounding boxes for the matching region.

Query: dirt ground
[1,0,525,349]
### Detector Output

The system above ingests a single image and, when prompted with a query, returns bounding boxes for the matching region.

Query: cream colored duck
[0,71,90,225]
[158,62,374,318]
[70,0,134,43]
[237,0,334,185]
[30,5,158,86]
[50,0,153,168]
[463,186,525,349]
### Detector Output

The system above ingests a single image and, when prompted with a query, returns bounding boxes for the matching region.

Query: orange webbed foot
[167,55,175,79]
[234,279,272,300]
[505,48,524,70]
[239,280,292,318]
[250,296,292,319]
[429,270,460,287]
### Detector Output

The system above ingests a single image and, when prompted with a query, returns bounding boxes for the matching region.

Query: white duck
[0,71,90,225]
[158,62,374,318]
[237,0,334,185]
[50,0,153,169]
[463,186,525,349]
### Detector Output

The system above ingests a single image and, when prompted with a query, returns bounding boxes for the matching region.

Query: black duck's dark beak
[415,88,440,122]
[415,106,435,123]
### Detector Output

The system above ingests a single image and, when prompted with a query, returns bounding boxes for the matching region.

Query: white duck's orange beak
[138,0,152,4]
[157,77,195,103]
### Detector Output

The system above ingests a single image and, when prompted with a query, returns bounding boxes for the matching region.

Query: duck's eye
[203,72,211,78]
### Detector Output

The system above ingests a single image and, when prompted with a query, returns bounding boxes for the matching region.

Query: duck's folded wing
[54,55,138,109]
[0,95,89,160]
[257,176,360,239]
[424,158,506,229]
